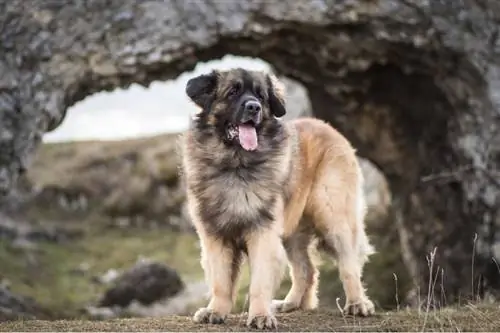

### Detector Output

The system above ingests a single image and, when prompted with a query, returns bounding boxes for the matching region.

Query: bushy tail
[355,168,376,265]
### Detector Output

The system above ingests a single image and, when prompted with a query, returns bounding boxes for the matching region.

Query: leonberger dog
[180,68,375,329]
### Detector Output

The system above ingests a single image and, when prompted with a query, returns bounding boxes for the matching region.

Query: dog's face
[185,68,286,151]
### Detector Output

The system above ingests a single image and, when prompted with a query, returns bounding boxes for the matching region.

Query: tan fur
[181,70,375,329]
[274,119,375,315]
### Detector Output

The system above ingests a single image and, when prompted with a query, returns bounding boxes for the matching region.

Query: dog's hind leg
[272,229,319,313]
[321,225,375,316]
[310,170,375,317]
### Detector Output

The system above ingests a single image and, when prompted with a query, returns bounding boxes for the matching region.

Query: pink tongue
[238,124,258,151]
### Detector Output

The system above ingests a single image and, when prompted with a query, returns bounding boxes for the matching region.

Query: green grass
[0,226,202,318]
[0,218,290,319]
[0,217,411,319]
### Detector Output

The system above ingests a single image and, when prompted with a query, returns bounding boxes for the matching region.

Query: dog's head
[185,68,286,151]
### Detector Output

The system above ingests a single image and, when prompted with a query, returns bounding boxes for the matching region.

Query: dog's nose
[244,100,261,114]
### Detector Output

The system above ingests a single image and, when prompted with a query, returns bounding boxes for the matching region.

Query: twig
[476,275,482,303]
[420,164,500,189]
[421,247,437,332]
[417,285,421,317]
[440,268,447,309]
[472,233,478,301]
[420,165,473,183]
[336,297,348,325]
[393,273,400,311]
[493,257,500,275]
[431,265,440,311]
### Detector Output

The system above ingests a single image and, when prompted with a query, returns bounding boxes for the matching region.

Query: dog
[179,68,375,329]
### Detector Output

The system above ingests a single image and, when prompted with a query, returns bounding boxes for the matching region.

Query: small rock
[97,260,184,308]
[0,279,10,289]
[84,305,117,320]
[125,280,209,317]
[79,262,91,272]
[99,269,120,284]
[115,217,131,228]
[70,262,91,276]
[86,281,208,319]
[11,238,38,251]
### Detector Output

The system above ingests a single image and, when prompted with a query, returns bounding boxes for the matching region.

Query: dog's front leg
[245,227,287,329]
[193,233,237,325]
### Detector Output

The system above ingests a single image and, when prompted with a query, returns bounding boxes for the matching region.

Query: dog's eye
[228,83,241,97]
[256,90,265,101]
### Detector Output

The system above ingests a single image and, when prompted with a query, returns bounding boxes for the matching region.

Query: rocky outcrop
[0,286,50,321]
[1,0,499,303]
[0,212,83,248]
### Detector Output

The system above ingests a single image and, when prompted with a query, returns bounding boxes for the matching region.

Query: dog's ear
[186,71,218,109]
[266,74,286,118]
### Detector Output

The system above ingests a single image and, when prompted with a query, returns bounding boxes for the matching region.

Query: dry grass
[2,306,499,332]
[28,133,181,190]
[24,132,186,227]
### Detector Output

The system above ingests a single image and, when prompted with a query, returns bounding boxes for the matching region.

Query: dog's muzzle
[238,99,262,125]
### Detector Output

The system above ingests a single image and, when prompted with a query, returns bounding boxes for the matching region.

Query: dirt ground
[2,306,499,332]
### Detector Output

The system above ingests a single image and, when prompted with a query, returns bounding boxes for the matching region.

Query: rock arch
[1,1,499,303]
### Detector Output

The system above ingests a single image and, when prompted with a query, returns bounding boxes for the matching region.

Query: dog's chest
[191,164,281,228]
[211,170,275,215]
[223,184,265,217]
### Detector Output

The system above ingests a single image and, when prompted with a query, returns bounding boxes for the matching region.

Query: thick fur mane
[183,115,291,242]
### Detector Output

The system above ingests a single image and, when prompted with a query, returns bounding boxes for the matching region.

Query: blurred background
[43,56,271,143]
[1,0,499,323]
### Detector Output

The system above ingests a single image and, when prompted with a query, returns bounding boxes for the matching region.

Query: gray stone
[281,76,313,121]
[0,286,49,320]
[97,260,184,308]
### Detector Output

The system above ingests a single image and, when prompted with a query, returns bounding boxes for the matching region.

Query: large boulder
[1,0,499,304]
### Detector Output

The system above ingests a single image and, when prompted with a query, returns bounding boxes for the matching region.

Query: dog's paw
[193,307,226,324]
[272,299,299,313]
[246,313,278,330]
[343,298,375,317]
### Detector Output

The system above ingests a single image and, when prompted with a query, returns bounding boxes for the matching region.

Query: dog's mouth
[226,120,258,151]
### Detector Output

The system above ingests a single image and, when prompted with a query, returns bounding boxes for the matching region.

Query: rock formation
[1,0,499,303]
[0,286,50,320]
[85,260,208,319]
[97,260,184,308]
